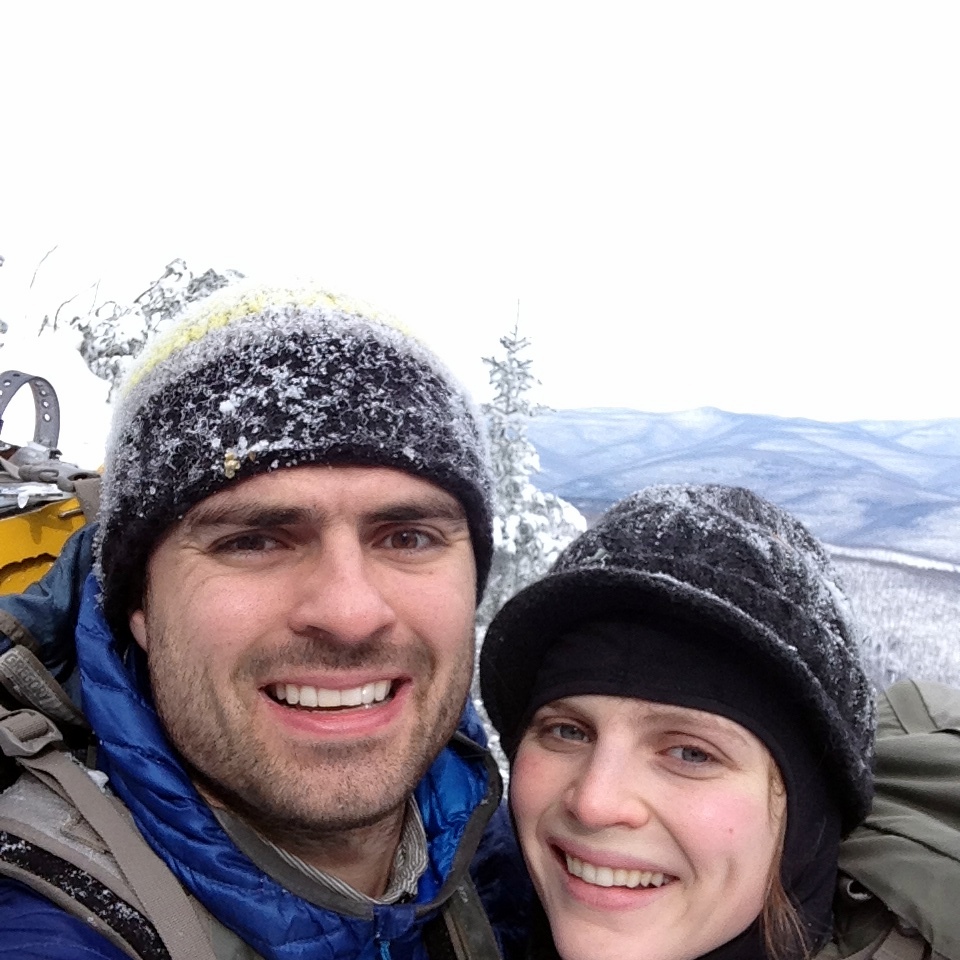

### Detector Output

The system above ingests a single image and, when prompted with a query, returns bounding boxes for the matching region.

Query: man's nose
[287,533,397,643]
[563,751,654,831]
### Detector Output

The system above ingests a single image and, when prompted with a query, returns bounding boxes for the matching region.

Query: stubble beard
[144,618,474,849]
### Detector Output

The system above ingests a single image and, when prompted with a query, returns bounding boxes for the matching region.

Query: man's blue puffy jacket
[0,526,529,959]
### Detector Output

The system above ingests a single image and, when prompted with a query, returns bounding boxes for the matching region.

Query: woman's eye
[547,722,590,743]
[666,745,715,765]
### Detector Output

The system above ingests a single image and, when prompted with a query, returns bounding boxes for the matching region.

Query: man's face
[129,465,477,845]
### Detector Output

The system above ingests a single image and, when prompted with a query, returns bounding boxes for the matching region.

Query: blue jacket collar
[75,574,499,960]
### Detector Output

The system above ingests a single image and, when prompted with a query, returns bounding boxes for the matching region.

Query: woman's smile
[511,695,784,960]
[563,852,673,891]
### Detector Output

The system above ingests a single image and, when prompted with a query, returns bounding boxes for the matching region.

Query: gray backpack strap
[0,371,60,449]
[884,680,938,736]
[71,474,102,521]
[0,644,87,727]
[0,705,216,960]
[884,679,960,737]
[827,911,938,960]
[423,874,503,960]
[874,924,944,960]
[835,930,895,960]
[0,811,167,960]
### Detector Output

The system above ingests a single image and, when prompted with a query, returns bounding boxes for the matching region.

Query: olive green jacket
[820,681,960,960]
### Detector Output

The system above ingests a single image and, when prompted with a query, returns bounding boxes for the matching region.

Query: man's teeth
[271,681,391,709]
[565,854,668,889]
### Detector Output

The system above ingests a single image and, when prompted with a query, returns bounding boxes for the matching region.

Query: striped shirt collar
[263,797,429,904]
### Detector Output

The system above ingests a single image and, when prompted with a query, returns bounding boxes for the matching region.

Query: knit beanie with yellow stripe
[95,282,493,634]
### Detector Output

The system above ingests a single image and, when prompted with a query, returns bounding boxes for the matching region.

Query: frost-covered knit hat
[480,483,876,830]
[96,282,493,631]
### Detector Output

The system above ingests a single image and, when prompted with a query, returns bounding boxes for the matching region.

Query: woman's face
[511,695,785,960]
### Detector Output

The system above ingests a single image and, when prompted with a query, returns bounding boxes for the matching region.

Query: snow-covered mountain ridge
[528,407,960,564]
[827,545,960,574]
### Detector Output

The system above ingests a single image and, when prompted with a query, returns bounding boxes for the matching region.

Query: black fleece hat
[480,483,876,832]
[95,283,494,632]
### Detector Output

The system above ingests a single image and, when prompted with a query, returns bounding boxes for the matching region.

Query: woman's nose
[563,753,654,831]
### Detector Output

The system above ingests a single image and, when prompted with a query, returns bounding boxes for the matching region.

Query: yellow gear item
[1,371,101,594]
[0,497,87,594]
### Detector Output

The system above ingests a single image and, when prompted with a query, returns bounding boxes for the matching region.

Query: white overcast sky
[2,2,960,440]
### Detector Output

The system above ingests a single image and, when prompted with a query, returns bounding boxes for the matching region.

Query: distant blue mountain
[527,408,960,564]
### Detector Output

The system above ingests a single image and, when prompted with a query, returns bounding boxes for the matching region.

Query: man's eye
[666,745,715,765]
[381,529,435,550]
[215,533,280,553]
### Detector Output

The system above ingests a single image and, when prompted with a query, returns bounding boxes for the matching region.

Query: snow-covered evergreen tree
[477,323,586,634]
[474,319,586,670]
[472,322,586,769]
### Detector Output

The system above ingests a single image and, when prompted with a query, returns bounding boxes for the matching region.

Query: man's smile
[267,680,398,710]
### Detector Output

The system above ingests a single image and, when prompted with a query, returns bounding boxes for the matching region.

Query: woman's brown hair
[760,768,809,960]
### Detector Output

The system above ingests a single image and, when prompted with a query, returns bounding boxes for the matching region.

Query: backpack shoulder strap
[72,474,102,521]
[884,679,960,736]
[861,922,948,960]
[890,929,949,960]
[0,643,87,727]
[422,873,503,960]
[0,371,60,450]
[0,815,171,960]
[884,680,939,735]
[0,705,216,960]
[828,888,944,960]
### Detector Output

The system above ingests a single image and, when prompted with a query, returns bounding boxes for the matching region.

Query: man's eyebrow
[180,495,466,531]
[182,502,319,531]
[365,496,467,525]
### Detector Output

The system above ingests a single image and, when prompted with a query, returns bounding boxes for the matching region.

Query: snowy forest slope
[528,407,960,686]
[832,553,960,688]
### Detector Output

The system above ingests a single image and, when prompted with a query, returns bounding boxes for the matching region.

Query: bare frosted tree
[44,259,243,398]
